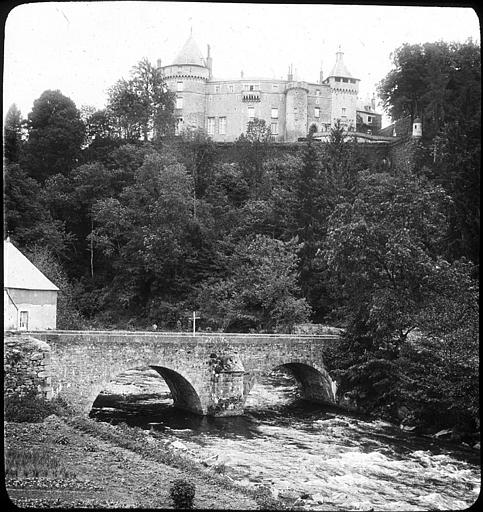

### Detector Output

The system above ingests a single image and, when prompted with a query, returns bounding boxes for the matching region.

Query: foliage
[169,479,196,509]
[4,390,71,423]
[21,90,85,182]
[107,58,175,141]
[198,235,311,332]
[4,163,72,254]
[4,103,23,163]
[378,40,480,138]
[322,170,479,427]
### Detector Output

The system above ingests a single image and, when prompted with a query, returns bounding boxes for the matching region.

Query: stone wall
[4,334,52,400]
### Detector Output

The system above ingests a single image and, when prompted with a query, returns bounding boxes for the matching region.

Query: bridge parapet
[25,331,341,416]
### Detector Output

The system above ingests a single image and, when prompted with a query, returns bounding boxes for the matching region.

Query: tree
[91,152,195,323]
[21,90,85,182]
[107,59,175,141]
[322,170,456,417]
[378,40,480,138]
[234,118,273,196]
[3,103,23,163]
[198,235,311,332]
[4,163,72,255]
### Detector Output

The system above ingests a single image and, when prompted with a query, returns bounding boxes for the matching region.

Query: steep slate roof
[173,35,206,66]
[4,239,59,291]
[328,47,354,78]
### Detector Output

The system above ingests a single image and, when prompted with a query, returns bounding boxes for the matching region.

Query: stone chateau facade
[159,35,380,142]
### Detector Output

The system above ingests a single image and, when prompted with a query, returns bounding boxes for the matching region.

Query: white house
[4,238,59,331]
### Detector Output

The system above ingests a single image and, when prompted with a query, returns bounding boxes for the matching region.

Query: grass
[5,446,77,480]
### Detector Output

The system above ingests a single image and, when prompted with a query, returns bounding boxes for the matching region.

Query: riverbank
[4,414,282,509]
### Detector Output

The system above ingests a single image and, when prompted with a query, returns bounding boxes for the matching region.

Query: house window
[341,107,346,115]
[177,81,183,92]
[19,310,29,330]
[270,122,278,135]
[247,106,255,119]
[175,118,183,135]
[314,107,320,118]
[367,116,373,124]
[343,78,348,83]
[215,85,220,93]
[207,117,215,135]
[176,97,183,109]
[315,98,320,105]
[229,84,234,92]
[316,89,320,96]
[335,77,341,82]
[271,107,278,119]
[272,84,279,91]
[219,117,226,135]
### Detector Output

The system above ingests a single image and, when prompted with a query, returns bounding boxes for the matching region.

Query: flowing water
[91,370,480,511]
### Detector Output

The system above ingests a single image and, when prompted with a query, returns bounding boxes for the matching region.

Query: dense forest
[4,41,480,432]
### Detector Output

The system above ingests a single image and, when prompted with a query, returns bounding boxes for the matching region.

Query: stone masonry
[17,331,340,417]
[4,334,53,400]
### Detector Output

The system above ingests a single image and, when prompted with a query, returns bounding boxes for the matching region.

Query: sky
[3,2,480,127]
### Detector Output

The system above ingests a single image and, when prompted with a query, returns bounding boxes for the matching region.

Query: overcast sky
[3,2,480,127]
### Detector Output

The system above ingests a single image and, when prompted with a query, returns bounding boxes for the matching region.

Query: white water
[92,370,481,511]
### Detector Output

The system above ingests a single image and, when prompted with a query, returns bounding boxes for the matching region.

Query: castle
[159,34,381,142]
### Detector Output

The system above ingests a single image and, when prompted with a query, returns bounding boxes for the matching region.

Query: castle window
[247,106,255,119]
[314,107,320,118]
[177,81,183,92]
[218,117,226,135]
[207,117,215,135]
[271,108,278,119]
[176,97,183,109]
[271,122,278,135]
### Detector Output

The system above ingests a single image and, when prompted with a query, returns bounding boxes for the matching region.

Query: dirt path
[5,417,260,509]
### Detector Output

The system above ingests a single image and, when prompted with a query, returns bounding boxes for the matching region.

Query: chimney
[156,58,162,69]
[371,93,376,112]
[241,70,244,78]
[319,61,323,84]
[288,64,293,82]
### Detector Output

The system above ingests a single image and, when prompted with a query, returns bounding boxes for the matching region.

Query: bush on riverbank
[170,479,196,509]
[4,390,74,423]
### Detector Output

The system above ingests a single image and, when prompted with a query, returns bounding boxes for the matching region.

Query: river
[91,369,480,511]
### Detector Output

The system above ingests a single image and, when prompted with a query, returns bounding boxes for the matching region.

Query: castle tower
[326,46,359,129]
[160,33,210,133]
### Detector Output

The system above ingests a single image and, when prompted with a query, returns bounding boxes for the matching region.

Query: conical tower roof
[173,35,206,66]
[328,46,353,78]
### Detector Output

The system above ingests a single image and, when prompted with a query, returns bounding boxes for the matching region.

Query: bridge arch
[277,362,336,404]
[150,365,203,415]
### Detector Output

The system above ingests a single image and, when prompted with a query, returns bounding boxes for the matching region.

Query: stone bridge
[26,331,340,416]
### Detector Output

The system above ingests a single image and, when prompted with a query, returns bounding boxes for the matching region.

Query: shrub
[169,478,196,509]
[4,390,73,423]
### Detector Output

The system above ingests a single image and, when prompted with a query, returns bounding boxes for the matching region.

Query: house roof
[173,35,206,66]
[4,239,59,291]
